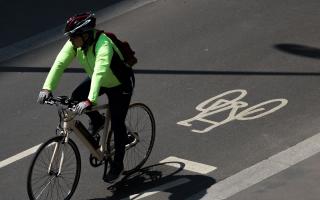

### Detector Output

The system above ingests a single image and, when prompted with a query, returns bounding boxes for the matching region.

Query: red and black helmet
[64,12,96,36]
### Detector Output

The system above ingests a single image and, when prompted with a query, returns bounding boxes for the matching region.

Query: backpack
[93,30,136,88]
[93,30,138,67]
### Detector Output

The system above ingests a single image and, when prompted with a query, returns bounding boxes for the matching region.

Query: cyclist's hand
[37,89,52,104]
[75,100,92,114]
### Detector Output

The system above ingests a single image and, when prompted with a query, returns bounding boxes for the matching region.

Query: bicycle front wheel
[27,136,81,200]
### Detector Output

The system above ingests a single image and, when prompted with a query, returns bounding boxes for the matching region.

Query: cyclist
[37,12,135,183]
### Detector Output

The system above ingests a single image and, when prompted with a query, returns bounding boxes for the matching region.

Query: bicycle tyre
[107,103,156,174]
[27,136,81,200]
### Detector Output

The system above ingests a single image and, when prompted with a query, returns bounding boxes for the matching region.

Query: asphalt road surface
[1,0,320,199]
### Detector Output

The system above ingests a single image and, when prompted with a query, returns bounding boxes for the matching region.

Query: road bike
[27,96,156,200]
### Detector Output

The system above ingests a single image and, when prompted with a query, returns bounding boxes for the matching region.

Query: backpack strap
[92,30,104,57]
[92,30,123,60]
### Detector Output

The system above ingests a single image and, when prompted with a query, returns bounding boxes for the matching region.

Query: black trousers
[71,77,133,166]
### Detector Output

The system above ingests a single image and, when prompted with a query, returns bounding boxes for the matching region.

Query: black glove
[74,100,92,114]
[37,89,52,104]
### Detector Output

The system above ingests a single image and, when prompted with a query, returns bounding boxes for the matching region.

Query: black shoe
[88,115,105,138]
[103,163,124,183]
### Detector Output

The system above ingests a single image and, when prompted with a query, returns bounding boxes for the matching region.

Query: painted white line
[187,132,320,200]
[121,178,189,200]
[0,144,42,169]
[120,157,216,200]
[0,0,159,63]
[160,156,217,174]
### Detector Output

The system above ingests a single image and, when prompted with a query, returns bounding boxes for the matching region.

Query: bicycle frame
[46,98,139,174]
[50,103,112,170]
[28,97,155,200]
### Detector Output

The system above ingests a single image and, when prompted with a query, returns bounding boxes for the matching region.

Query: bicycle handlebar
[43,96,104,113]
[44,96,78,107]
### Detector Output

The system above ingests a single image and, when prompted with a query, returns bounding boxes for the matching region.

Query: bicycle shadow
[274,43,320,59]
[88,162,216,200]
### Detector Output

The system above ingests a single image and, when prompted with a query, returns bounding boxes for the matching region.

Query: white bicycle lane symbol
[177,89,288,133]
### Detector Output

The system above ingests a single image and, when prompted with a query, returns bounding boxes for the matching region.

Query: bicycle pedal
[106,177,126,191]
[89,154,104,167]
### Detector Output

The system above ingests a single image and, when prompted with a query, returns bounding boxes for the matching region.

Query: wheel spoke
[119,104,155,173]
[28,137,80,200]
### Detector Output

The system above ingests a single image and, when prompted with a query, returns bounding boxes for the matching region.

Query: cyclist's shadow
[89,162,216,200]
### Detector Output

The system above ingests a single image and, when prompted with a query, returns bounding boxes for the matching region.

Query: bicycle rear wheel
[107,103,156,174]
[27,136,81,200]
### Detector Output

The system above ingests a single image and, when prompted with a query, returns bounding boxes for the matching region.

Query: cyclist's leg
[71,77,91,101]
[105,84,132,180]
[71,77,105,133]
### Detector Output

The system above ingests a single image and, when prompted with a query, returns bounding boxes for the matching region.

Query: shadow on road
[0,0,127,48]
[1,66,320,76]
[88,162,216,200]
[275,43,320,60]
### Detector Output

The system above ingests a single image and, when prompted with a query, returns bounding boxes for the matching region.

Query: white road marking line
[0,144,42,169]
[121,157,217,200]
[124,178,189,200]
[187,132,320,200]
[7,130,320,200]
[160,156,217,174]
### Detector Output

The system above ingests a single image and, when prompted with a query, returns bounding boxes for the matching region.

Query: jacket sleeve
[43,40,76,91]
[88,35,113,104]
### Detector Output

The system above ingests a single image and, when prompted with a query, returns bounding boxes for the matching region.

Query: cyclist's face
[70,35,83,48]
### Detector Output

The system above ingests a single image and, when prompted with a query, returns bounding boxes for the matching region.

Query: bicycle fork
[48,142,64,176]
[47,130,70,176]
